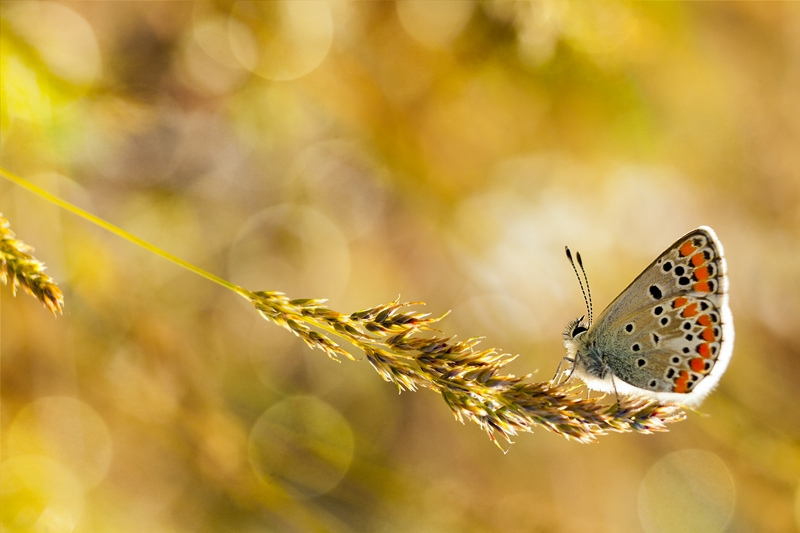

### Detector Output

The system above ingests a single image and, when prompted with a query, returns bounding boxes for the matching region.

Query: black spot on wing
[649,285,663,299]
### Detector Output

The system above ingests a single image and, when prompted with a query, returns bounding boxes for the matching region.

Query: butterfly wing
[588,226,734,405]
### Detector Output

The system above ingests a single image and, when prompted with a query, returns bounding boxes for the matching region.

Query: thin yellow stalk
[1,168,246,297]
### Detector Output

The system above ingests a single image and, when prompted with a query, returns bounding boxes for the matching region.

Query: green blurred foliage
[1,1,799,532]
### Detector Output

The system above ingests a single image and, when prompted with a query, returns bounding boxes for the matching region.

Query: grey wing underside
[589,227,731,393]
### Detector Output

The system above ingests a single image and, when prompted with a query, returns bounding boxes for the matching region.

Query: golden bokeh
[2,1,799,531]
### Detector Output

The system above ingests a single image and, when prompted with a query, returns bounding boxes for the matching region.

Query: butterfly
[561,226,734,406]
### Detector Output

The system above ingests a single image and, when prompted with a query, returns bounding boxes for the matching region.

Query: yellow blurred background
[2,1,799,532]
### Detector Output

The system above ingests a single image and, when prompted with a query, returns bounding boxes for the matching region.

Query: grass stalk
[1,168,686,444]
[0,212,64,315]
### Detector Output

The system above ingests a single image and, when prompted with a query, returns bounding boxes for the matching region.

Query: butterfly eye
[572,325,588,337]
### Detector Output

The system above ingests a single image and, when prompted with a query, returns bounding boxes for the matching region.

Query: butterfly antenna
[575,250,593,327]
[565,246,593,327]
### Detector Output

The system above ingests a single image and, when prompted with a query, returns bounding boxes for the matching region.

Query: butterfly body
[563,227,733,406]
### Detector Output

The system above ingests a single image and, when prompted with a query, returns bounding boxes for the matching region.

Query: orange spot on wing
[697,343,711,358]
[691,253,705,267]
[694,266,710,280]
[694,281,711,293]
[680,241,697,257]
[674,370,689,393]
[701,327,716,341]
[690,358,706,372]
[682,303,699,317]
[673,296,688,308]
[697,314,712,326]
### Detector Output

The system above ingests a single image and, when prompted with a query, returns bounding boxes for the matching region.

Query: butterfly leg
[551,356,575,385]
[608,369,621,408]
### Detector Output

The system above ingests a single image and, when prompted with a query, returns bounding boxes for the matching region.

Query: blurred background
[2,1,799,532]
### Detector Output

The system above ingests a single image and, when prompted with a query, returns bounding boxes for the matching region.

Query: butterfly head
[562,315,592,369]
[565,316,589,340]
